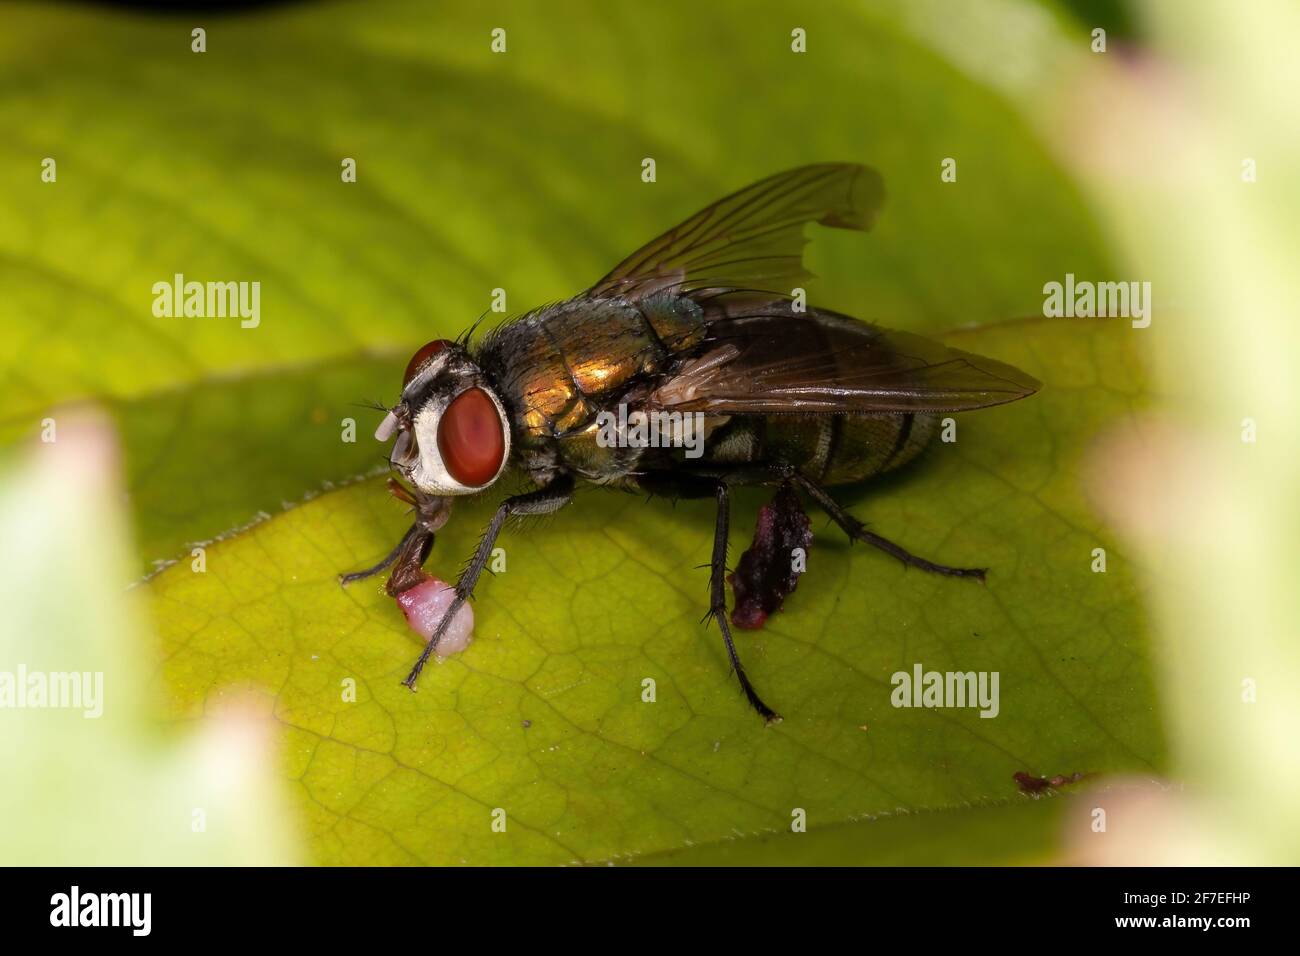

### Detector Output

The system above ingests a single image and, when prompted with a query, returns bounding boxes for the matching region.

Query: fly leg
[401,475,574,690]
[632,471,781,723]
[788,470,986,581]
[709,482,782,723]
[338,523,422,585]
[679,463,985,578]
[339,478,449,586]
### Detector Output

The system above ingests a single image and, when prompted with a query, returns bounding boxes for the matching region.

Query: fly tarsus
[854,528,987,580]
[338,523,420,586]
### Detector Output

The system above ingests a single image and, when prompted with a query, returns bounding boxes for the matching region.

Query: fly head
[375,339,512,496]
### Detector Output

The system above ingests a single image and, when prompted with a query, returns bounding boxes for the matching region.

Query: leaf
[629,798,1068,866]
[0,0,1113,575]
[144,316,1160,865]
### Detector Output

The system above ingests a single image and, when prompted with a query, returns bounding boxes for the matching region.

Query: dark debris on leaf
[728,483,813,630]
[1014,770,1091,796]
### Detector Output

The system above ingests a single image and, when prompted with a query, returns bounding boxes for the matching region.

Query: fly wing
[650,305,1041,415]
[590,164,885,300]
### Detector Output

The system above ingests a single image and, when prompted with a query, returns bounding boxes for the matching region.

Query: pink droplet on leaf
[395,575,474,657]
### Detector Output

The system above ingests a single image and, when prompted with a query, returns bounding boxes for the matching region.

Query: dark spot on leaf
[1014,770,1090,796]
[728,484,813,630]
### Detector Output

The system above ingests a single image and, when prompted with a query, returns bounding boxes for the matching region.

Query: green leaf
[629,798,1068,866]
[0,0,1112,574]
[144,316,1160,865]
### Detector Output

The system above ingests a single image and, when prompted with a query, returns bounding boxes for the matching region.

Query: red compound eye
[403,339,452,387]
[437,387,506,487]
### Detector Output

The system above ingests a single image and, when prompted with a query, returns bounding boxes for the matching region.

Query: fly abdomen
[818,412,937,484]
[701,412,937,486]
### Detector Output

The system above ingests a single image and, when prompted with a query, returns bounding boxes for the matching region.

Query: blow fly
[341,164,1040,723]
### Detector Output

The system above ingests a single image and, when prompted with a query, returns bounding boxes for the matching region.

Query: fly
[340,163,1040,723]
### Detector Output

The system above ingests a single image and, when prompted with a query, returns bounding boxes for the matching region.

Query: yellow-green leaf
[146,317,1159,864]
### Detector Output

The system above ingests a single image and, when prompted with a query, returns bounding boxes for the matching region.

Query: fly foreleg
[339,478,447,586]
[401,475,574,690]
[338,523,422,585]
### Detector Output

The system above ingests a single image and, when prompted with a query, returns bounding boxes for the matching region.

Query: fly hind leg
[789,471,986,581]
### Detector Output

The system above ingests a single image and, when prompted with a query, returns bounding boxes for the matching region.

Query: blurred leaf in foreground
[0,413,298,865]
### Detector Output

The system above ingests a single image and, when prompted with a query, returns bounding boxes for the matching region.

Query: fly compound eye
[436,387,506,487]
[403,339,453,387]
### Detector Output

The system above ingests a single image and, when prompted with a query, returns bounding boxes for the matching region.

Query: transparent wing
[651,305,1041,415]
[591,164,885,300]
